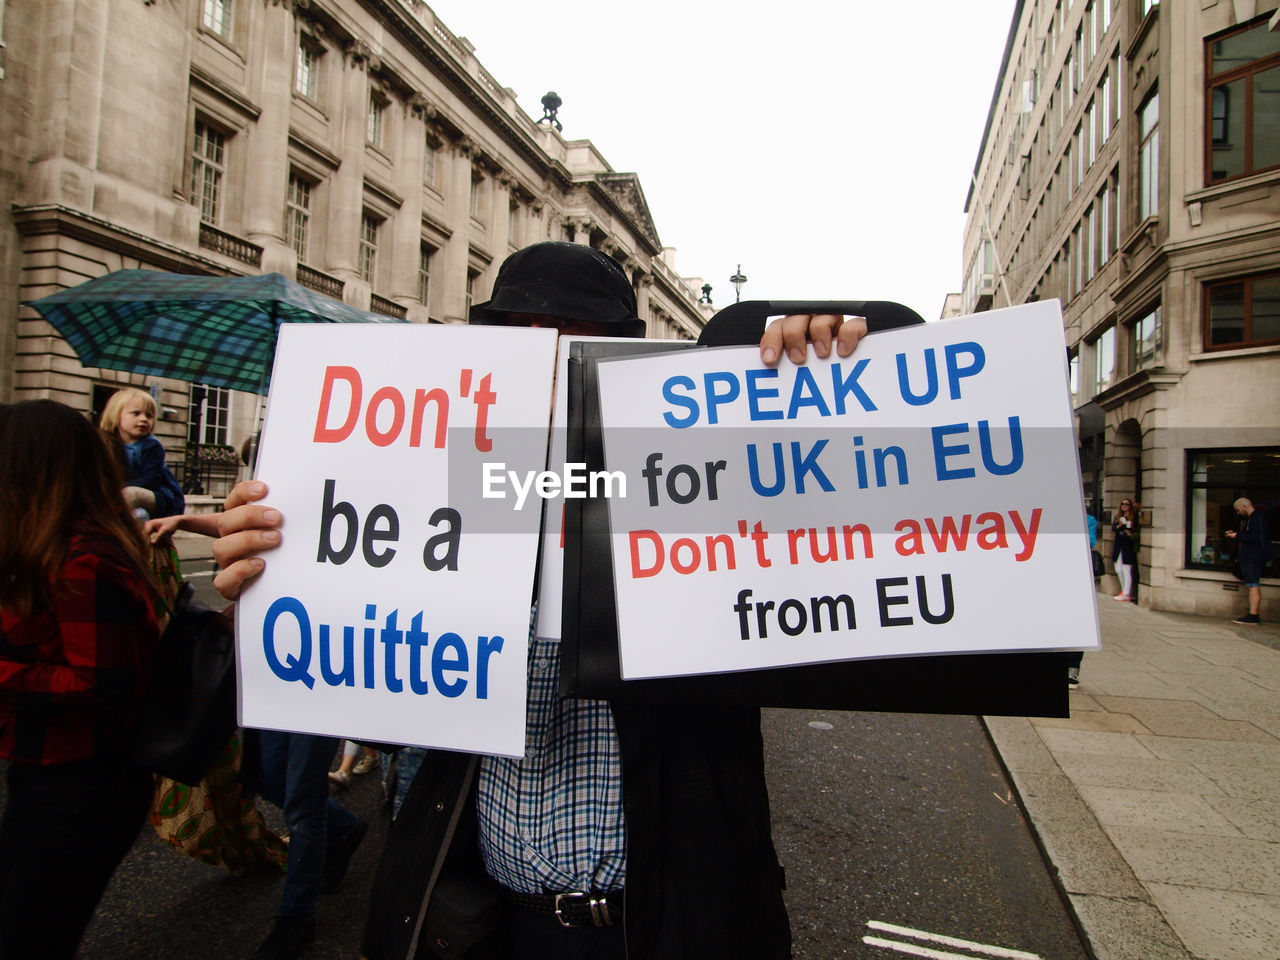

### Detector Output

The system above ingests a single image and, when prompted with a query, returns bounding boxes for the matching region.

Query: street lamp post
[730,264,747,303]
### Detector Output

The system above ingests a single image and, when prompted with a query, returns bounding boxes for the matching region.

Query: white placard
[596,302,1100,680]
[236,324,558,757]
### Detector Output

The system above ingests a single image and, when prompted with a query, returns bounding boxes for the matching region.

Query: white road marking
[863,937,1003,960]
[864,921,1042,960]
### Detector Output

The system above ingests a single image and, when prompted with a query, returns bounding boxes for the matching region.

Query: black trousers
[0,755,153,959]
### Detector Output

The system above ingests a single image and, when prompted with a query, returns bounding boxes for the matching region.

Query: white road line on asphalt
[863,937,997,960]
[865,921,1043,960]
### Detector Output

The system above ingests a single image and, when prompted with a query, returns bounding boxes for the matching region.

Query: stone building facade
[0,0,713,497]
[959,0,1279,616]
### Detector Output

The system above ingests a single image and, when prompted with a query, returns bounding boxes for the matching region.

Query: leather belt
[502,888,624,928]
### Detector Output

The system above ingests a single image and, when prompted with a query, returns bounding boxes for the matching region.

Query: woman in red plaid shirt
[0,399,162,959]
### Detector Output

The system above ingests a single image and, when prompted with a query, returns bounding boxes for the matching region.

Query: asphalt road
[66,562,1087,959]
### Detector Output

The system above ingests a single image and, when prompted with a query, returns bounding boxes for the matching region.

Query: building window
[1205,271,1280,349]
[465,271,477,316]
[418,243,433,308]
[359,213,379,284]
[190,120,226,225]
[1138,91,1159,220]
[1205,17,1280,184]
[1092,326,1115,394]
[295,41,320,100]
[508,201,519,246]
[367,96,385,148]
[1083,205,1095,284]
[284,172,312,263]
[1186,448,1280,572]
[423,135,438,187]
[1072,225,1082,297]
[1129,304,1162,370]
[470,173,484,221]
[201,0,231,37]
[188,384,230,445]
[1069,352,1079,401]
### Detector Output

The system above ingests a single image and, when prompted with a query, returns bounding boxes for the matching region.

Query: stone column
[326,39,375,296]
[441,137,477,323]
[635,272,654,328]
[485,171,513,290]
[242,1,296,274]
[391,93,430,306]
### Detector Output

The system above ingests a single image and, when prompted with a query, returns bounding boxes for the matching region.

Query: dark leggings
[0,755,153,959]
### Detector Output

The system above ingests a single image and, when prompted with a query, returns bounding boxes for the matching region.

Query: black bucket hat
[469,241,645,338]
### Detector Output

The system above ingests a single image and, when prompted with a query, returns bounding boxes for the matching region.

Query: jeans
[256,731,357,921]
[0,755,152,959]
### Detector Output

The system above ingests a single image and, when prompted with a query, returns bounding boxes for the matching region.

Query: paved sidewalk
[986,594,1280,960]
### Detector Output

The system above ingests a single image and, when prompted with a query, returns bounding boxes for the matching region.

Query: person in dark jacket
[1226,497,1272,624]
[210,242,870,960]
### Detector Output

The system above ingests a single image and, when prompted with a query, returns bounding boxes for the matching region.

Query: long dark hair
[0,400,154,617]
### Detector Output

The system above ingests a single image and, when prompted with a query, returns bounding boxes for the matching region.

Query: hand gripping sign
[595,301,1100,681]
[236,324,557,758]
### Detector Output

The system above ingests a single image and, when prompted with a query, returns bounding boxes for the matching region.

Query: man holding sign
[213,242,867,960]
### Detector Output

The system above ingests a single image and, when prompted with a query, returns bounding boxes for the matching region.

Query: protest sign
[236,324,557,757]
[596,301,1099,680]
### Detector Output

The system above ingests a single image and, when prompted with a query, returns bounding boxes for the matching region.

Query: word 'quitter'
[261,597,504,698]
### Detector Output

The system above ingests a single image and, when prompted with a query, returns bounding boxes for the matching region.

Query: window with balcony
[1138,91,1159,220]
[1186,448,1280,572]
[1205,271,1280,349]
[190,120,227,225]
[201,0,231,37]
[188,384,231,445]
[359,213,379,284]
[1205,17,1280,184]
[285,172,312,263]
[1129,304,1162,370]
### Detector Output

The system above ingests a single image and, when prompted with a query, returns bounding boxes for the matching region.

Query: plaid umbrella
[29,270,407,395]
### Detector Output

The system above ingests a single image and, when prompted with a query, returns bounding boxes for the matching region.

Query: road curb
[982,714,1194,960]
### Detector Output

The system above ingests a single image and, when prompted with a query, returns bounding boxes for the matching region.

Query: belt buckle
[554,891,613,928]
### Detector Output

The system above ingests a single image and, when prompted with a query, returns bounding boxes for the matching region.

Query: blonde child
[99,388,184,519]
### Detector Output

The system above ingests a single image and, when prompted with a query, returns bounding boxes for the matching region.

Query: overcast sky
[423,0,1018,321]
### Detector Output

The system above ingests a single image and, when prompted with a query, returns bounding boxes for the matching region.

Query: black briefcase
[558,301,1069,718]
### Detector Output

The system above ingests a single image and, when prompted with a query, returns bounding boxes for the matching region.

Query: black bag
[559,304,1070,719]
[133,582,238,784]
[420,872,506,959]
[1232,560,1245,581]
[1092,549,1105,578]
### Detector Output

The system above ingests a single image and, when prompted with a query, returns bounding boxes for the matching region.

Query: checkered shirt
[475,614,626,894]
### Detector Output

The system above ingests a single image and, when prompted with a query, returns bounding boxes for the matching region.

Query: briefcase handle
[697,299,924,348]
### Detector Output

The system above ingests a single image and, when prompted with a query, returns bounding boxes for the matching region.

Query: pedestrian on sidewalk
[1111,497,1139,602]
[1225,497,1272,624]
